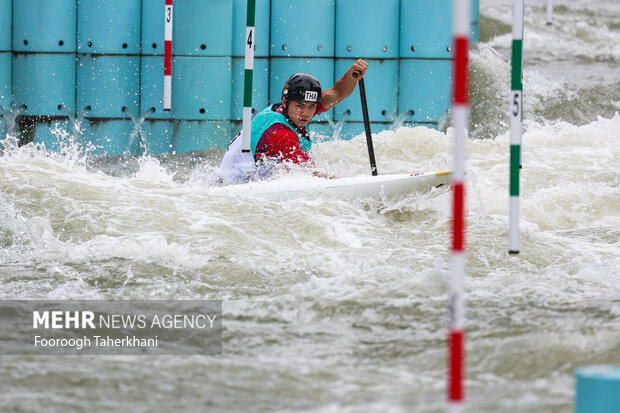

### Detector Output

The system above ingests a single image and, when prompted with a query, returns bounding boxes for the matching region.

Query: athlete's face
[285,99,318,127]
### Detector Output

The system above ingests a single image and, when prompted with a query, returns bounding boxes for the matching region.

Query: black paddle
[353,70,378,176]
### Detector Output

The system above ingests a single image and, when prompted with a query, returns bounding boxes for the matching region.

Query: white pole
[546,0,553,25]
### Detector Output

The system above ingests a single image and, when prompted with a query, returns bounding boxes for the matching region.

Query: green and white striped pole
[509,0,524,255]
[241,0,256,153]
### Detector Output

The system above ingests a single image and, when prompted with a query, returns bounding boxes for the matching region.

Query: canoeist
[219,59,368,184]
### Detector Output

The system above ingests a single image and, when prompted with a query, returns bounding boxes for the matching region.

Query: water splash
[386,110,414,131]
[320,110,350,141]
[123,107,155,157]
[0,104,26,154]
[60,104,91,140]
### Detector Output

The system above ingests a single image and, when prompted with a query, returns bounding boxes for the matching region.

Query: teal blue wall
[0,0,479,156]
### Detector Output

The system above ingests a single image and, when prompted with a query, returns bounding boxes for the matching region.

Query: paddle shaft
[353,71,378,176]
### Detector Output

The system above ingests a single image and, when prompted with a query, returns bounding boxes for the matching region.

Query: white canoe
[214,170,452,201]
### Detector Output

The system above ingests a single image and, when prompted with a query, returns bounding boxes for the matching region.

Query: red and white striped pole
[448,0,470,411]
[164,0,173,111]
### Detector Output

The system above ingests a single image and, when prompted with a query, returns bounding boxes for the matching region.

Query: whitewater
[0,0,618,411]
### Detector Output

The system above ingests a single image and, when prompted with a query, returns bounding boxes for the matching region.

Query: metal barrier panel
[399,59,452,125]
[0,0,11,52]
[77,0,141,55]
[232,0,270,58]
[400,0,452,58]
[269,58,334,105]
[13,0,76,52]
[13,54,76,116]
[77,55,140,118]
[271,0,335,57]
[334,59,398,123]
[231,58,269,120]
[336,0,399,58]
[174,0,232,56]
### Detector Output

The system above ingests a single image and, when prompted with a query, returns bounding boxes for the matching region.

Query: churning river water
[0,0,618,411]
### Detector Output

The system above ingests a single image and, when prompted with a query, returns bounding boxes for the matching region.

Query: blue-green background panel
[231,58,269,121]
[140,56,171,119]
[399,59,452,123]
[232,0,270,58]
[400,0,452,58]
[472,0,480,25]
[334,59,398,123]
[471,24,480,44]
[471,0,480,42]
[77,55,140,119]
[173,120,233,153]
[141,0,165,56]
[153,56,232,121]
[13,0,76,52]
[576,366,620,413]
[270,0,335,58]
[142,121,175,155]
[13,53,76,116]
[142,56,234,121]
[82,119,135,156]
[269,58,334,105]
[0,52,10,108]
[174,0,232,57]
[77,0,141,55]
[336,0,399,59]
[0,0,11,51]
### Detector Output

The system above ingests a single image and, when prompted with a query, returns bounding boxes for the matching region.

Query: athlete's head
[281,73,322,127]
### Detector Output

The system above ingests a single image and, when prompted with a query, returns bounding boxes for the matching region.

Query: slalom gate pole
[546,0,553,25]
[164,0,173,111]
[448,0,470,411]
[353,71,377,176]
[241,0,256,153]
[509,0,524,255]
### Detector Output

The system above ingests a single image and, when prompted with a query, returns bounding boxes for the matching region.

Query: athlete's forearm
[320,59,368,110]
